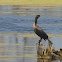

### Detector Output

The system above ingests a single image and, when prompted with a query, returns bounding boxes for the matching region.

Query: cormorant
[33,15,52,45]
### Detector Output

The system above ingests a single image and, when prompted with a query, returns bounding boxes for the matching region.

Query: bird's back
[34,25,48,40]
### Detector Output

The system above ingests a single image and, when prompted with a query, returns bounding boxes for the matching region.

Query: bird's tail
[48,38,53,45]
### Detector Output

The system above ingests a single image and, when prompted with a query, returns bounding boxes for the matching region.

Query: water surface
[0,5,62,33]
[0,5,62,62]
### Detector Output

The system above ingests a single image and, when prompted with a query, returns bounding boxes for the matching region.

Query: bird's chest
[34,28,41,34]
[33,23,36,28]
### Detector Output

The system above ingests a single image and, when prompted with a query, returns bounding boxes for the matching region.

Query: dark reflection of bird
[33,15,52,45]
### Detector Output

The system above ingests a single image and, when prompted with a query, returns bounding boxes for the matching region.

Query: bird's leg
[38,38,42,45]
[38,40,41,45]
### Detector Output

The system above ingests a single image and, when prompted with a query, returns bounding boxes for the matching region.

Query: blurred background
[0,2,62,62]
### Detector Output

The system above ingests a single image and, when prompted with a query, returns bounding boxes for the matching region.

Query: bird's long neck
[35,18,37,25]
[33,18,38,28]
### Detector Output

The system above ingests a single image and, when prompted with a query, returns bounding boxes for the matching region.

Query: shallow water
[0,33,62,62]
[0,5,62,62]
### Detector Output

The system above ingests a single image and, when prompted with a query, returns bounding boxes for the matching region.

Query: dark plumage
[33,15,52,44]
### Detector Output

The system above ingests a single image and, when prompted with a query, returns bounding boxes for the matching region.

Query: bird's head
[35,15,40,19]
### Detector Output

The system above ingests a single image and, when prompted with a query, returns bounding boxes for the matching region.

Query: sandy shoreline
[0,4,62,6]
[0,1,62,6]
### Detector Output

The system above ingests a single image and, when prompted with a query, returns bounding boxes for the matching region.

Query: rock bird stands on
[33,15,52,45]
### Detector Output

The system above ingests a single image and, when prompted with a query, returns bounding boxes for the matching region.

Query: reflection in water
[0,33,62,62]
[37,59,62,62]
[37,59,52,62]
[60,60,62,62]
[0,33,37,62]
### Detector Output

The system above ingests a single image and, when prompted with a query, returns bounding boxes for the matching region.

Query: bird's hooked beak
[35,15,40,19]
[35,15,44,19]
